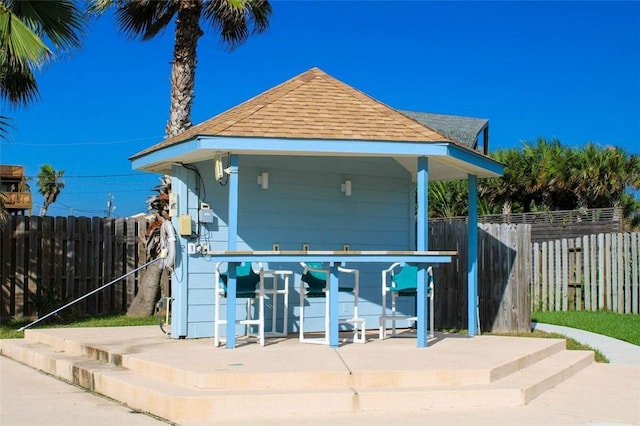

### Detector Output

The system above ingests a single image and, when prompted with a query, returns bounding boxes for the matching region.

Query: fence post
[541,242,548,311]
[532,242,539,311]
[15,217,26,317]
[561,239,568,311]
[28,216,39,317]
[632,232,639,314]
[1,217,15,319]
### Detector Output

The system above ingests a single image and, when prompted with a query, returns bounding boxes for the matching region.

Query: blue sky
[1,1,638,217]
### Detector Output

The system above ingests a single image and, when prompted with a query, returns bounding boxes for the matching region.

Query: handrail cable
[18,258,161,332]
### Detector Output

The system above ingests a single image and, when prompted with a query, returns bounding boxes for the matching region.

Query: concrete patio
[2,325,638,425]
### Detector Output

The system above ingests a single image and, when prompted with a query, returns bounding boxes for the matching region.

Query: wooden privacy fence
[0,216,158,321]
[4,216,534,332]
[429,222,531,333]
[531,232,640,313]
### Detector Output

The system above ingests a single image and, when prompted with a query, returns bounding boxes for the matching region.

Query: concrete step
[0,331,595,424]
[16,328,569,390]
[353,350,594,413]
[95,369,361,423]
[0,337,364,422]
[349,338,568,388]
[0,338,121,389]
[494,348,595,403]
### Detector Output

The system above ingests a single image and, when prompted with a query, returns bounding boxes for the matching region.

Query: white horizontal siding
[179,155,415,338]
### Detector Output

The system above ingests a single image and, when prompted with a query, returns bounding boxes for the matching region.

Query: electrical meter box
[178,214,192,236]
[198,202,214,223]
[199,209,214,223]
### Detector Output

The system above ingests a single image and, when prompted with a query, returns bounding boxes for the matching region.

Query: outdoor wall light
[341,180,352,196]
[258,172,269,189]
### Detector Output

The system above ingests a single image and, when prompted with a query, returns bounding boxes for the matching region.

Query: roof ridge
[216,67,324,132]
[320,75,455,143]
[198,67,325,135]
[399,109,488,122]
[158,68,325,147]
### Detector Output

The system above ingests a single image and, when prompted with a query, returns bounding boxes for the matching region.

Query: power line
[62,188,151,195]
[23,173,156,179]
[56,173,148,178]
[1,135,163,147]
[45,203,103,215]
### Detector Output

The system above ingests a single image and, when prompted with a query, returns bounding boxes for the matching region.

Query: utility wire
[1,135,162,147]
[23,173,154,179]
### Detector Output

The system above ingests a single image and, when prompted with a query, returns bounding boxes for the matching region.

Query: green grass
[0,314,157,340]
[490,329,609,363]
[532,310,640,346]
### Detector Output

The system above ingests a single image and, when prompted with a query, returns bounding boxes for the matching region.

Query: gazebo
[130,68,504,348]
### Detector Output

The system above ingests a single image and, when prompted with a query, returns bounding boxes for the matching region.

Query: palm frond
[203,0,271,50]
[9,0,85,52]
[146,175,171,217]
[88,0,110,14]
[1,57,39,105]
[245,0,271,33]
[115,0,177,40]
[0,114,13,139]
[0,4,51,67]
[1,0,85,106]
[144,175,172,256]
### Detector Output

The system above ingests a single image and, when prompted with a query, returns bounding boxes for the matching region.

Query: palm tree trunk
[165,0,204,138]
[129,1,203,316]
[127,263,163,317]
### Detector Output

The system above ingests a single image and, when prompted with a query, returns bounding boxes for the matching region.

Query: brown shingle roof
[131,67,454,160]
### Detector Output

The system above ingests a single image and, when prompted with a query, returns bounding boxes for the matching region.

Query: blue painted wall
[171,155,417,338]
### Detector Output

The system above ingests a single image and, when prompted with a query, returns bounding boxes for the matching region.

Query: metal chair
[214,262,265,346]
[299,262,365,344]
[379,263,434,339]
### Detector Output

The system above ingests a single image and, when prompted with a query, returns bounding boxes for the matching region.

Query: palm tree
[91,0,272,316]
[480,147,532,214]
[429,180,467,218]
[126,175,171,316]
[37,164,64,216]
[521,138,571,211]
[620,192,640,231]
[0,0,85,106]
[479,139,640,218]
[575,144,639,209]
[91,0,272,137]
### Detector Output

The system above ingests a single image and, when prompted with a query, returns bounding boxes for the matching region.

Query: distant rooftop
[398,110,488,151]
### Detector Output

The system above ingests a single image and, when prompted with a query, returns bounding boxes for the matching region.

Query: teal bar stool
[379,263,434,339]
[299,262,365,344]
